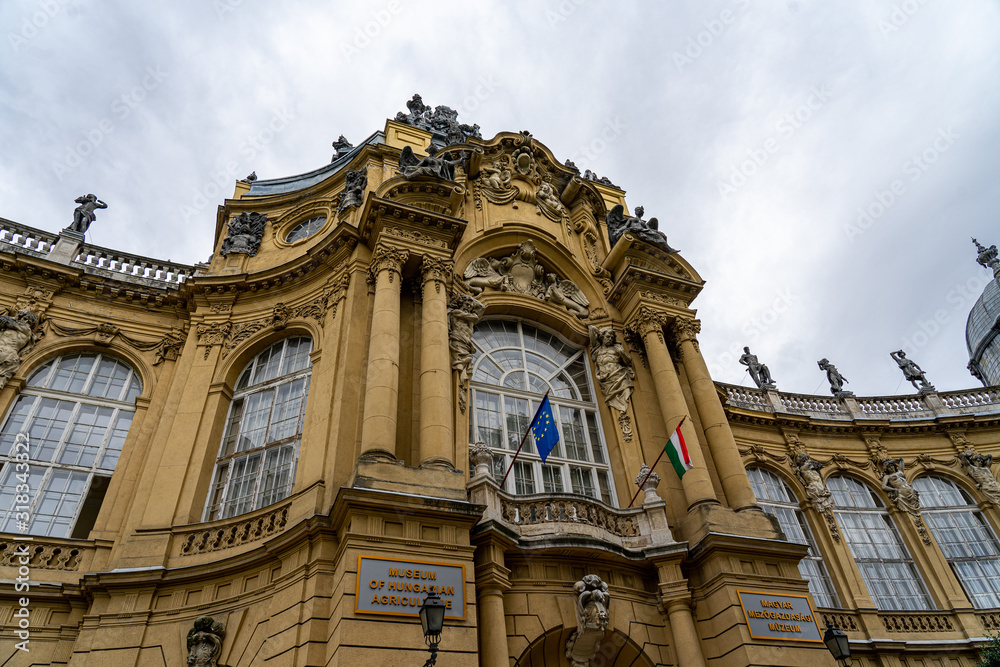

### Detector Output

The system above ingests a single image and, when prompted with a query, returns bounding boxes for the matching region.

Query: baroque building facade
[1,98,999,666]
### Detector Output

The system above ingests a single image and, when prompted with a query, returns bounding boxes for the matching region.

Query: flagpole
[499,391,550,489]
[627,415,686,508]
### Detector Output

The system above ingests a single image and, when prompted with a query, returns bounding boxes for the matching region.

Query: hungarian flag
[664,421,692,478]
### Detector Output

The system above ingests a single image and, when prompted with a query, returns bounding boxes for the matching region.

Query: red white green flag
[664,421,692,478]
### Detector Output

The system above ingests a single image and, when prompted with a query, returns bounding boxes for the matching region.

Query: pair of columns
[359,244,455,467]
[630,307,757,512]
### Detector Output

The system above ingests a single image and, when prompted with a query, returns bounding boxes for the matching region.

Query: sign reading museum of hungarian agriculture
[737,590,823,642]
[355,555,466,620]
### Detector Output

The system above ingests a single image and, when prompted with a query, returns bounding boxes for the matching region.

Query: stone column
[664,598,708,667]
[360,245,409,459]
[630,308,717,509]
[419,256,455,467]
[672,318,758,511]
[477,587,509,667]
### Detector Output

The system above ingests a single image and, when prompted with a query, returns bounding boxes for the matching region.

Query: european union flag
[529,395,560,463]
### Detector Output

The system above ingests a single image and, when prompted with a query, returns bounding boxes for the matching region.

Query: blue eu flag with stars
[530,395,560,463]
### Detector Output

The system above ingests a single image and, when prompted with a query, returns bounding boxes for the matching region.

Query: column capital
[626,306,668,340]
[671,317,701,345]
[369,244,409,282]
[420,256,454,290]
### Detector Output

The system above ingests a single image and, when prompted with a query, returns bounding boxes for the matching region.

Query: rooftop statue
[974,237,1000,277]
[68,193,107,234]
[817,358,852,396]
[331,134,354,161]
[394,93,481,146]
[398,145,465,182]
[890,350,934,392]
[739,346,775,389]
[605,205,677,254]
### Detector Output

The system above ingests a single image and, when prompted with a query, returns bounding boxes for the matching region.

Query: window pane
[542,464,564,493]
[570,466,595,498]
[514,461,535,495]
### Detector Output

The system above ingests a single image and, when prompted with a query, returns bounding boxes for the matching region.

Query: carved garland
[46,319,187,365]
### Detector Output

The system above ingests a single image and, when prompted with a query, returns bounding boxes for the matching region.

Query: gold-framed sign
[355,555,467,620]
[737,590,823,642]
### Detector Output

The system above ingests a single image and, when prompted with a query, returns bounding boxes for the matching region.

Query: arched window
[0,353,141,538]
[828,475,933,610]
[204,337,312,521]
[468,321,616,504]
[914,475,1000,608]
[747,467,840,607]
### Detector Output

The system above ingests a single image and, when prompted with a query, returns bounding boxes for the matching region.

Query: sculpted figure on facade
[890,350,935,392]
[0,309,39,389]
[398,145,465,181]
[881,458,920,515]
[535,178,567,220]
[330,134,353,161]
[960,450,1000,504]
[394,94,481,145]
[448,293,485,387]
[544,274,589,318]
[566,574,611,667]
[68,194,107,234]
[605,205,677,254]
[337,168,367,216]
[220,212,267,257]
[589,326,634,412]
[793,453,833,514]
[740,346,775,389]
[186,616,225,667]
[464,241,545,297]
[818,358,852,396]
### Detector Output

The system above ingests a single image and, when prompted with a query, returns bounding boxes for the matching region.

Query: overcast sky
[1,0,998,398]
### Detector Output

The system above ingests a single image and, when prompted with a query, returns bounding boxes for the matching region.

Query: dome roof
[966,275,1000,355]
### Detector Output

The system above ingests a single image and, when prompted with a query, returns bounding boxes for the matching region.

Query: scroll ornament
[566,574,611,667]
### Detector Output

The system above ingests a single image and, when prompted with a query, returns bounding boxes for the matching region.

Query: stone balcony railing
[0,216,193,289]
[468,472,677,555]
[720,382,1000,421]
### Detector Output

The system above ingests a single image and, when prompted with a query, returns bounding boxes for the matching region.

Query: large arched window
[204,337,312,521]
[828,475,933,610]
[468,320,616,504]
[747,467,840,607]
[914,475,1000,609]
[0,353,141,538]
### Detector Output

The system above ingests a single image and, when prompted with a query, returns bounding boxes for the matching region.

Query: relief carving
[960,450,1000,504]
[0,309,40,389]
[566,574,610,667]
[448,294,485,413]
[337,167,367,216]
[220,212,267,257]
[881,458,931,545]
[186,616,225,667]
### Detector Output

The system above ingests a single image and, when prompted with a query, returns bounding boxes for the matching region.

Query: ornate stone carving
[544,274,589,318]
[960,450,1000,504]
[793,453,833,514]
[153,328,186,365]
[818,358,852,396]
[474,158,517,209]
[535,178,567,222]
[635,464,661,504]
[369,246,409,284]
[890,350,935,392]
[15,285,56,317]
[605,205,676,253]
[740,346,775,389]
[337,168,367,216]
[448,294,484,413]
[398,146,465,181]
[974,237,1000,277]
[68,194,107,233]
[588,326,634,413]
[180,505,288,556]
[196,321,232,359]
[582,169,617,188]
[394,93,482,146]
[0,540,82,570]
[617,412,633,442]
[243,171,257,183]
[499,496,638,537]
[420,257,453,292]
[671,318,701,354]
[220,212,267,257]
[331,134,353,161]
[582,231,614,296]
[0,309,39,389]
[566,574,611,667]
[186,616,225,667]
[627,307,667,342]
[470,441,493,479]
[969,360,985,385]
[881,458,931,544]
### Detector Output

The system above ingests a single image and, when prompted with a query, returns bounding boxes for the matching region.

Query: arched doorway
[514,626,660,667]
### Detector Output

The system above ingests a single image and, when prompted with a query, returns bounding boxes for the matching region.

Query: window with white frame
[204,337,312,521]
[747,467,840,608]
[468,320,616,505]
[0,353,141,538]
[828,474,934,610]
[914,475,1000,609]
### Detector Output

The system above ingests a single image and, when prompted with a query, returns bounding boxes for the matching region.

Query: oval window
[284,215,327,243]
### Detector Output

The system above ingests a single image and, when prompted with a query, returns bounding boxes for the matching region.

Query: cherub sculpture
[535,179,566,219]
[588,326,634,412]
[605,204,677,253]
[544,274,589,318]
[398,145,465,181]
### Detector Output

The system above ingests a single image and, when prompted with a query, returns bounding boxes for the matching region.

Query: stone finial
[469,441,493,479]
[566,574,610,667]
[186,616,225,667]
[974,238,1000,277]
[634,464,662,504]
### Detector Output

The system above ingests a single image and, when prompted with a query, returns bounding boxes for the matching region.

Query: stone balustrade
[0,537,86,571]
[720,382,1000,420]
[0,217,193,288]
[175,502,290,557]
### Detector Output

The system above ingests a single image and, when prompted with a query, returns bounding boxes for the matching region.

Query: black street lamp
[823,626,853,666]
[419,592,446,667]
